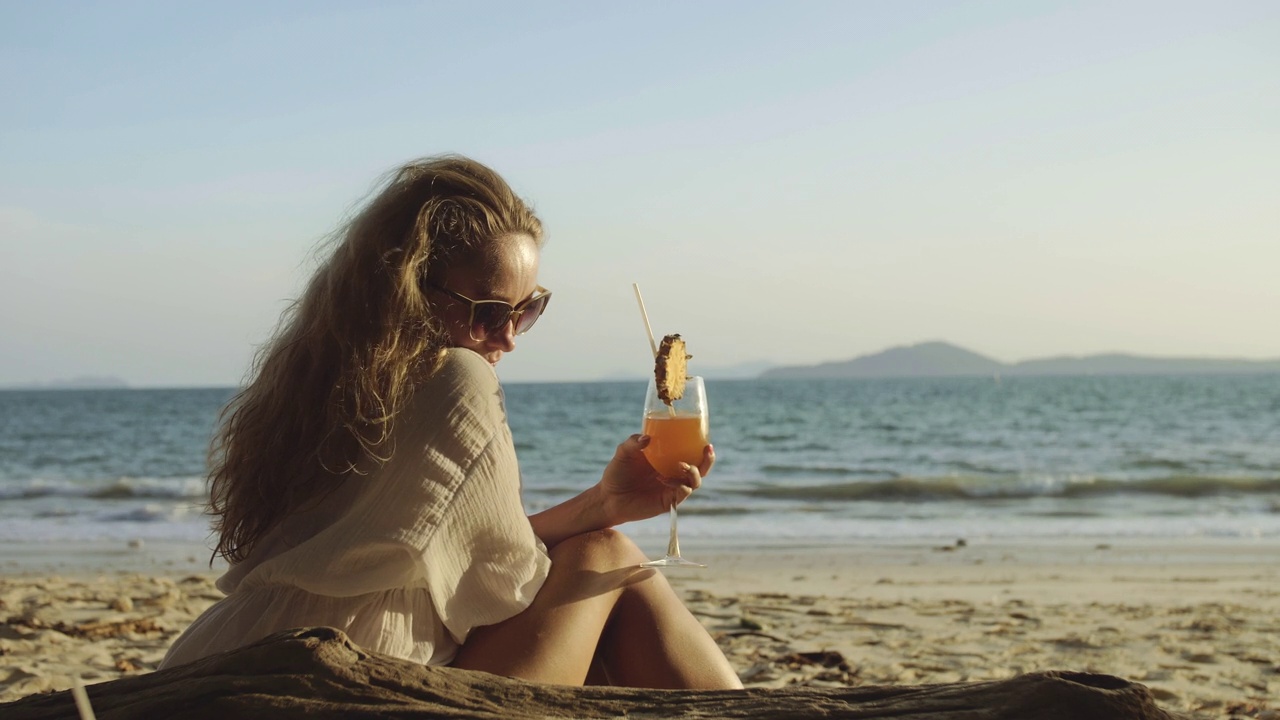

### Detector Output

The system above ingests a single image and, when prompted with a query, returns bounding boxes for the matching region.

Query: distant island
[0,375,131,390]
[762,341,1280,379]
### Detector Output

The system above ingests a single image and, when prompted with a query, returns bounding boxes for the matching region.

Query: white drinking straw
[72,678,98,720]
[633,282,677,417]
[632,283,659,360]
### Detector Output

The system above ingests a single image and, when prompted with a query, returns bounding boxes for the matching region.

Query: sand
[1,537,1277,719]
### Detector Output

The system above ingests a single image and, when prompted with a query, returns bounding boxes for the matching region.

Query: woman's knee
[549,528,647,571]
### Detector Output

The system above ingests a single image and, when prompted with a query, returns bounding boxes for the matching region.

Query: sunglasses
[425,282,552,341]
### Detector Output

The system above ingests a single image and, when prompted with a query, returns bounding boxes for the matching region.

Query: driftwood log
[3,626,1187,719]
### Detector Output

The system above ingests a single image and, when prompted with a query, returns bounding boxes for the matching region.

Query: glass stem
[665,504,681,558]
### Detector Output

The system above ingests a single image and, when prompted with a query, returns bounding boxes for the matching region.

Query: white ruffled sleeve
[165,348,548,668]
[380,348,550,643]
[242,348,549,639]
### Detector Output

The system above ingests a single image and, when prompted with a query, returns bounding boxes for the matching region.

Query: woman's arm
[527,484,609,550]
[528,434,713,549]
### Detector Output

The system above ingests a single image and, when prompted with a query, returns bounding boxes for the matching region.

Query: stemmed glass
[639,375,708,568]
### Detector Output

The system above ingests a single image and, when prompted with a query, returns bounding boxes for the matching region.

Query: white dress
[160,348,550,668]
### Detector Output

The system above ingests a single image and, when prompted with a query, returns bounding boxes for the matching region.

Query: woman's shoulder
[403,348,504,427]
[410,348,500,402]
[430,348,499,388]
[385,349,512,495]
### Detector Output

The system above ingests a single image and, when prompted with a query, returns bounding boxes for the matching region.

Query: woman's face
[434,233,541,366]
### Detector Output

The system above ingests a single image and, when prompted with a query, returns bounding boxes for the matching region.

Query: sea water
[1,375,1278,561]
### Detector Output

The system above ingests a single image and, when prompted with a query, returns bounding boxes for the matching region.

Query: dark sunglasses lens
[514,294,550,334]
[471,302,515,337]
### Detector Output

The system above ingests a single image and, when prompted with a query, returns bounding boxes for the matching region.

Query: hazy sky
[2,1,1277,386]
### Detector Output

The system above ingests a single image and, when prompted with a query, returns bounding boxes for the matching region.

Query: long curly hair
[209,155,544,563]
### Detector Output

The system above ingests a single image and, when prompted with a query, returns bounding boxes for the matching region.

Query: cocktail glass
[640,375,708,568]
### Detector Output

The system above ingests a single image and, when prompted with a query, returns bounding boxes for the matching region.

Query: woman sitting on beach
[160,155,742,689]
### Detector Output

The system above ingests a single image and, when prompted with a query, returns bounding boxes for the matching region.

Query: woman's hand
[597,434,714,527]
[528,435,714,548]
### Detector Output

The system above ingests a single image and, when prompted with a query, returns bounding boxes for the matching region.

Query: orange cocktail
[637,373,708,568]
[642,413,709,477]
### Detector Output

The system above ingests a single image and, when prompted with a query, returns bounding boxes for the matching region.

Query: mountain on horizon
[761,342,1280,379]
[762,341,1003,379]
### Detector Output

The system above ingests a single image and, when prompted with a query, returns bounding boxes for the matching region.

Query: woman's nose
[487,319,517,352]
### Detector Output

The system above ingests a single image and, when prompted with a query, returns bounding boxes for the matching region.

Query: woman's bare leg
[450,529,741,689]
[589,564,738,689]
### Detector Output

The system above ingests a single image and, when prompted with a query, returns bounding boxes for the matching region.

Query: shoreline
[2,532,1278,576]
[0,539,229,577]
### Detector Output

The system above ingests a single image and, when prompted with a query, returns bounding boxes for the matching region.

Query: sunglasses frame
[425,282,551,341]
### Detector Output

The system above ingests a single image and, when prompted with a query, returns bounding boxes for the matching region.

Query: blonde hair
[210,155,543,562]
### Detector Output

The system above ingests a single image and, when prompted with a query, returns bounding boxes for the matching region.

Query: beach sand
[2,537,1277,718]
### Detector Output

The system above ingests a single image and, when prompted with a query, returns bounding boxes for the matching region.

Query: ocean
[1,375,1278,562]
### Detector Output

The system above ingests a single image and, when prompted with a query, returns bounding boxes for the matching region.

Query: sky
[1,1,1277,386]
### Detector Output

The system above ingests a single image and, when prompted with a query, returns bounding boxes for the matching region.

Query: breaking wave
[730,476,1280,502]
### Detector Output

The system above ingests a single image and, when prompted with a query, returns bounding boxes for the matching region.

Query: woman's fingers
[615,434,661,473]
[672,462,702,491]
[668,483,694,508]
[699,444,715,477]
[616,433,646,459]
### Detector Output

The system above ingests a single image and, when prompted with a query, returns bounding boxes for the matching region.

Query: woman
[160,155,742,689]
